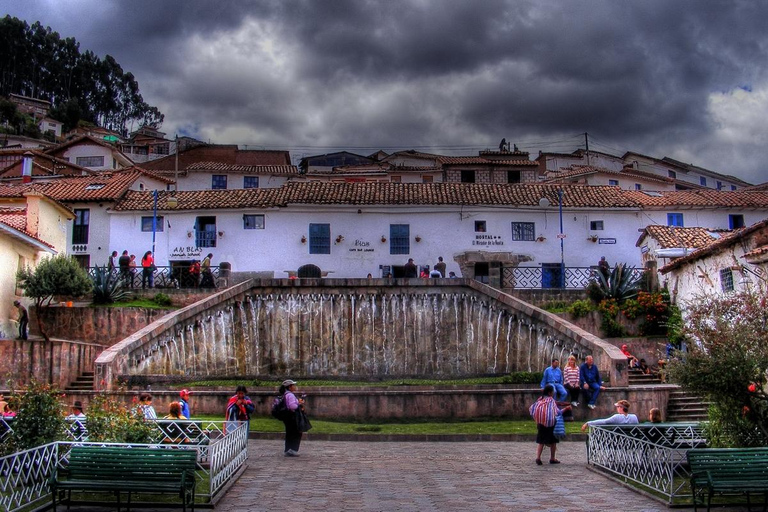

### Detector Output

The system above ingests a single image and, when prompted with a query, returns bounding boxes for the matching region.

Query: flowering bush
[2,381,65,454]
[85,393,153,443]
[667,290,768,447]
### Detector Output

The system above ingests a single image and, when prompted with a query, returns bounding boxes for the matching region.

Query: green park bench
[687,447,768,512]
[50,445,197,512]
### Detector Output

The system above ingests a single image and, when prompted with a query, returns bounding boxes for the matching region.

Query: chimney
[21,152,33,183]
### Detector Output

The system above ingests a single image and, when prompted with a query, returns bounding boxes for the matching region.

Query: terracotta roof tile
[0,167,162,202]
[0,206,56,249]
[142,145,290,171]
[112,183,639,211]
[546,165,673,184]
[186,162,299,175]
[436,156,537,166]
[637,225,722,249]
[624,189,768,208]
[660,218,768,273]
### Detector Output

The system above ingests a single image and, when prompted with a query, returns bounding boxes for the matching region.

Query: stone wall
[62,384,674,422]
[0,338,102,389]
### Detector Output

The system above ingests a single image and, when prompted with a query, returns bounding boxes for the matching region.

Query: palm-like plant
[92,265,129,304]
[594,263,642,302]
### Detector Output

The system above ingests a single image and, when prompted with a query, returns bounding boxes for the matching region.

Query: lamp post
[557,187,565,288]
[151,190,158,257]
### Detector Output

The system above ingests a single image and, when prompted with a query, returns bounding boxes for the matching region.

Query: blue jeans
[545,383,568,402]
[583,383,601,405]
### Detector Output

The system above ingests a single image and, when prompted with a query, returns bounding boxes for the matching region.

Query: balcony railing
[502,265,644,289]
[87,265,220,289]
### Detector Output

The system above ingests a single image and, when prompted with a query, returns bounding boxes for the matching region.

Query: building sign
[598,238,617,244]
[640,244,649,254]
[349,239,374,253]
[472,234,504,246]
[170,246,203,258]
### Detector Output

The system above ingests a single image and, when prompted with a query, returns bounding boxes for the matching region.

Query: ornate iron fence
[502,266,644,289]
[86,265,220,290]
[0,420,248,512]
[586,423,706,505]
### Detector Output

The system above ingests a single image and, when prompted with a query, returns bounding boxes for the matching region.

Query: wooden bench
[687,447,768,512]
[50,446,197,512]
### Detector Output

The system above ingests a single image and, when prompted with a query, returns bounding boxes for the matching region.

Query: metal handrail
[502,265,644,289]
[87,265,220,290]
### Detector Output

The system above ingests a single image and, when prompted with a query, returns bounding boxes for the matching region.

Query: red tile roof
[113,183,640,211]
[0,206,56,249]
[0,167,167,202]
[0,151,94,178]
[660,218,768,273]
[625,189,768,208]
[636,225,723,248]
[142,145,290,171]
[436,156,537,166]
[546,165,673,184]
[185,162,299,175]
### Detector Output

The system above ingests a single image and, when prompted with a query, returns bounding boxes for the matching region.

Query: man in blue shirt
[579,355,603,409]
[541,358,568,402]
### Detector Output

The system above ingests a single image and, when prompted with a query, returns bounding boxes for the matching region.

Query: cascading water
[130,290,560,378]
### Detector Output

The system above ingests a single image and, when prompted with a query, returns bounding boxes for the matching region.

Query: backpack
[529,397,557,427]
[271,395,288,420]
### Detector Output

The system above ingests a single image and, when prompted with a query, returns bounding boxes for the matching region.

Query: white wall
[176,172,290,191]
[61,144,117,170]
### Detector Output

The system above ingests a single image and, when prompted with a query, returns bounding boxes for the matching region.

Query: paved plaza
[219,439,742,512]
[67,439,752,512]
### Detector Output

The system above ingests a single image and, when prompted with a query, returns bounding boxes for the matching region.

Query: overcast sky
[3,0,768,183]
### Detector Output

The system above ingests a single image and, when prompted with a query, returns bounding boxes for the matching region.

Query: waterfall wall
[95,279,627,388]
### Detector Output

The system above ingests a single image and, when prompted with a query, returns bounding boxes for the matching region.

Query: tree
[16,254,92,343]
[667,290,768,447]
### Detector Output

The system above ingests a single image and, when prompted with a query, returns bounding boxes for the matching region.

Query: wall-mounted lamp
[415,235,422,243]
[381,236,387,243]
[301,235,307,244]
[187,230,193,238]
[218,231,225,237]
[536,236,547,242]
[335,235,345,244]
[166,196,178,208]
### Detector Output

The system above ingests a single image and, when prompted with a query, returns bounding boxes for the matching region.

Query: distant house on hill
[45,135,133,171]
[661,218,768,305]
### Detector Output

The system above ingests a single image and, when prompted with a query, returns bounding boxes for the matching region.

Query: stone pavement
[218,440,744,512]
[67,439,752,512]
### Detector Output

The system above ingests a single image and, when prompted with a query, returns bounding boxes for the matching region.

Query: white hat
[282,379,297,387]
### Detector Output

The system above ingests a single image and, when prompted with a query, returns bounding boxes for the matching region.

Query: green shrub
[4,381,65,452]
[92,265,128,304]
[567,299,594,318]
[85,393,153,443]
[500,371,543,384]
[153,293,173,307]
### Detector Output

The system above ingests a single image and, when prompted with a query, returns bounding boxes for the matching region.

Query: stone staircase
[666,389,710,422]
[627,367,662,385]
[66,371,95,392]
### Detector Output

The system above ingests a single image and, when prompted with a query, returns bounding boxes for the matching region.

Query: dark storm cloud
[3,0,768,181]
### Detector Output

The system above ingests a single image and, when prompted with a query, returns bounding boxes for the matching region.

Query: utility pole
[585,132,590,165]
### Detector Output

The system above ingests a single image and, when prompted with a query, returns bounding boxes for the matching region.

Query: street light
[539,188,566,288]
[557,188,565,288]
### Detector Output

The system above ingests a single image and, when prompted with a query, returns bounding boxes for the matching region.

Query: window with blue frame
[717,181,723,190]
[511,222,535,241]
[700,176,707,186]
[244,176,259,189]
[731,185,737,191]
[309,223,330,254]
[390,224,410,254]
[141,216,164,232]
[608,179,619,186]
[729,214,745,229]
[635,183,642,190]
[667,213,684,227]
[212,175,227,189]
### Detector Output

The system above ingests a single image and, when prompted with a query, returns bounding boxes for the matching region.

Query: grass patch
[172,373,542,388]
[197,415,583,436]
[95,298,177,309]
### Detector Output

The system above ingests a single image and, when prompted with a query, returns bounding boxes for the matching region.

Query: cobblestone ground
[218,440,746,512]
[67,439,752,512]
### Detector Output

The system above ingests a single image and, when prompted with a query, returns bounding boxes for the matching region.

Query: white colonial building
[105,183,768,282]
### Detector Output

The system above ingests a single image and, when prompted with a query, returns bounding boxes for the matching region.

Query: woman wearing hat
[581,400,639,431]
[278,380,305,457]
